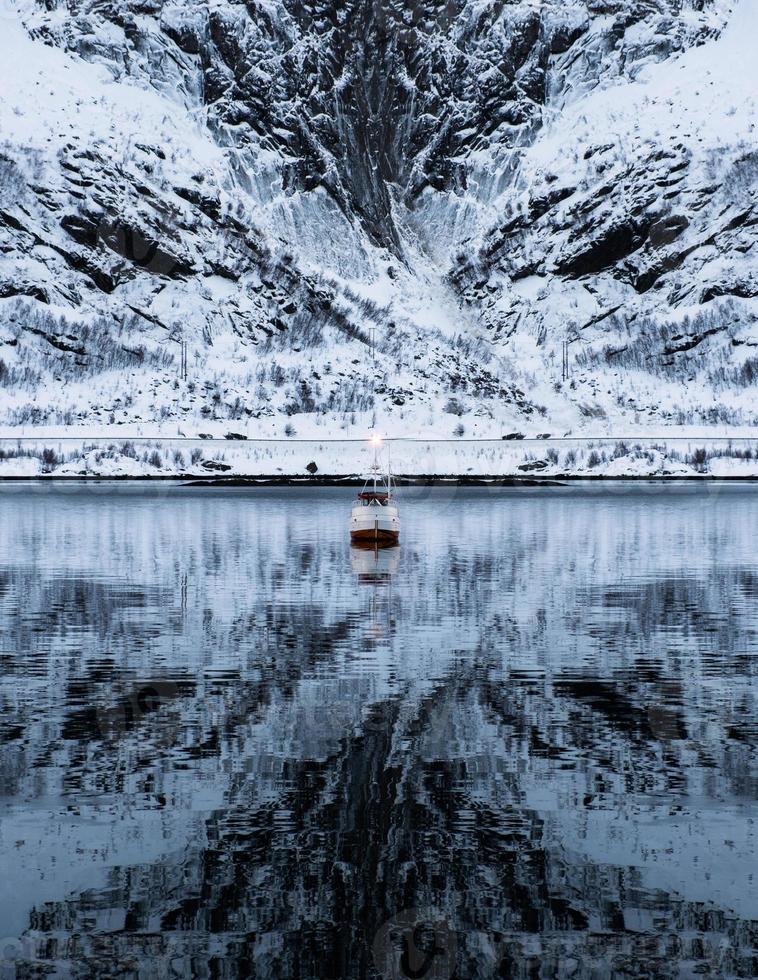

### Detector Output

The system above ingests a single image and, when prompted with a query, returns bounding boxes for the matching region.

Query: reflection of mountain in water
[0,487,757,977]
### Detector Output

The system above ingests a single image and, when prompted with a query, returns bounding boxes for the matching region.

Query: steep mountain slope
[0,0,754,438]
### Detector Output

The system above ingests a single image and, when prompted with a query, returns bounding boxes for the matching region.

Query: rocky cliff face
[0,0,754,437]
[27,0,722,252]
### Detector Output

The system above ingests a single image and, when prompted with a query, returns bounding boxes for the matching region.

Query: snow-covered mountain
[0,0,755,439]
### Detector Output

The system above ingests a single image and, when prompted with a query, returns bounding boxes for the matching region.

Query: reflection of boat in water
[350,437,400,544]
[351,541,398,640]
[350,543,400,584]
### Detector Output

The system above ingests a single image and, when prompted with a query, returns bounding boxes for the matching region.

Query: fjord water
[0,483,756,978]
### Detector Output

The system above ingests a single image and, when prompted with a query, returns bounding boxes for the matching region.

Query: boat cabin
[357,491,390,506]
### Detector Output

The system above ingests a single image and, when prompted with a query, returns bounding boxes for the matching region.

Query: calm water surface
[0,482,757,978]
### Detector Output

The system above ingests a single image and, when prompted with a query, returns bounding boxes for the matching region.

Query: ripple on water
[0,484,756,976]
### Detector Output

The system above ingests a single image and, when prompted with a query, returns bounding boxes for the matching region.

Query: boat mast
[369,434,386,497]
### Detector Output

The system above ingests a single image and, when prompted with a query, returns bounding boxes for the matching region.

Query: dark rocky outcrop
[556,217,652,278]
[60,212,100,248]
[649,214,689,248]
[99,220,195,278]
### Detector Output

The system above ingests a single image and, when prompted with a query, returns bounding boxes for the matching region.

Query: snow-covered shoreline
[2,0,757,460]
[3,433,758,480]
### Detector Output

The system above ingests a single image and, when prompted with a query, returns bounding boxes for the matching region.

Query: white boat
[350,439,400,545]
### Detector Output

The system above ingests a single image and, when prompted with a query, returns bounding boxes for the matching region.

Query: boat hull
[350,503,400,544]
[350,527,400,544]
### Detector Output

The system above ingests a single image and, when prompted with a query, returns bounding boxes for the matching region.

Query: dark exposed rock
[556,218,651,278]
[700,277,758,303]
[3,207,119,293]
[60,251,119,294]
[27,328,86,355]
[583,143,615,160]
[649,214,689,248]
[0,280,50,303]
[173,185,222,222]
[0,209,27,233]
[160,8,204,55]
[529,185,576,221]
[629,248,694,293]
[99,220,195,278]
[549,16,589,54]
[662,326,722,355]
[60,212,100,248]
